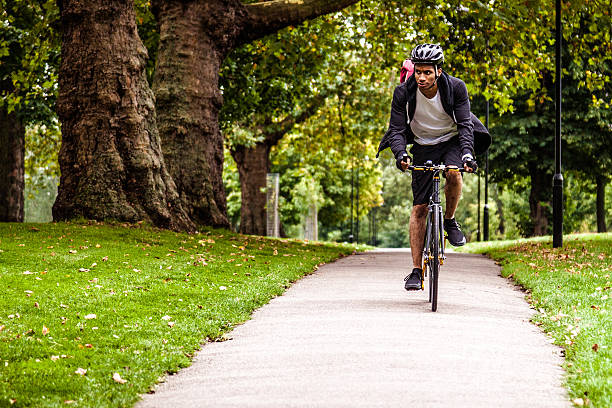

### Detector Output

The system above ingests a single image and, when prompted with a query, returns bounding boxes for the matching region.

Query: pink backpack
[399,59,414,83]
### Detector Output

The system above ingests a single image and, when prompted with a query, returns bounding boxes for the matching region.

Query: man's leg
[443,170,467,246]
[444,171,462,219]
[410,204,428,268]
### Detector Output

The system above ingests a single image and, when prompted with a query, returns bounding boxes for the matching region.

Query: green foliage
[465,234,612,408]
[0,0,59,123]
[222,151,242,230]
[0,222,357,407]
[25,121,60,182]
[374,151,412,247]
[485,0,612,236]
[220,15,340,149]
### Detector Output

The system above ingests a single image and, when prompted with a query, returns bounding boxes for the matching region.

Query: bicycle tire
[424,212,432,302]
[430,207,440,312]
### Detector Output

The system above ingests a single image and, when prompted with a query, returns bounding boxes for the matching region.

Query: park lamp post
[553,0,564,248]
[483,99,490,241]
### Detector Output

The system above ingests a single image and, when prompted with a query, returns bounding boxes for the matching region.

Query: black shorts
[410,137,463,205]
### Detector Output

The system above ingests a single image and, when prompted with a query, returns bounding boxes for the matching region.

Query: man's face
[414,64,441,90]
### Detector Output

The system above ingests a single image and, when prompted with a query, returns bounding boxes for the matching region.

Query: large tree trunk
[596,175,607,233]
[0,106,24,222]
[53,0,193,231]
[151,0,237,228]
[231,142,271,235]
[528,166,550,236]
[152,0,357,228]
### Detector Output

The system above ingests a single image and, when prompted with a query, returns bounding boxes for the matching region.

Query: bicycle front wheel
[430,208,440,312]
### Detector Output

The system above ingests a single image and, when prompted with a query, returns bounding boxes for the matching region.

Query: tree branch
[238,0,359,45]
[265,92,328,145]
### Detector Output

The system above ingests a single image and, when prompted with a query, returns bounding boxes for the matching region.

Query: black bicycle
[409,161,465,312]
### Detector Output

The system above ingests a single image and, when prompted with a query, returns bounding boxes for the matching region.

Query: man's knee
[445,171,462,187]
[412,204,428,219]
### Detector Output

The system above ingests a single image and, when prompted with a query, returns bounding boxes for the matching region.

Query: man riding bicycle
[377,43,490,291]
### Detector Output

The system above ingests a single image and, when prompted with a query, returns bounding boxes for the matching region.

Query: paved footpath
[138,250,569,408]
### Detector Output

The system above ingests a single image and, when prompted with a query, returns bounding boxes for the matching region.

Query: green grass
[461,233,612,408]
[0,222,361,407]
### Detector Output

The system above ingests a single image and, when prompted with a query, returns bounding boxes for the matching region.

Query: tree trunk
[152,0,238,228]
[493,185,505,236]
[152,0,357,228]
[528,166,550,236]
[0,106,24,222]
[53,0,193,231]
[596,175,607,233]
[231,142,271,235]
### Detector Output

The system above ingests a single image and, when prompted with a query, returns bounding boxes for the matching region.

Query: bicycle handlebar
[408,163,466,172]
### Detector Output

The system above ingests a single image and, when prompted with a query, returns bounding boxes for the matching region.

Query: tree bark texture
[152,0,240,228]
[53,0,193,231]
[596,175,607,233]
[0,106,25,222]
[152,0,357,229]
[231,143,271,235]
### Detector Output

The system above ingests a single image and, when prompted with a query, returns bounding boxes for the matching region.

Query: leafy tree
[221,0,412,237]
[489,0,612,236]
[150,0,359,229]
[0,0,59,221]
[52,0,358,230]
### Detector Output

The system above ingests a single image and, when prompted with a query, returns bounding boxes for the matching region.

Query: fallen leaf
[9,399,16,405]
[112,372,127,384]
[85,344,93,348]
[219,286,227,291]
[64,400,75,404]
[161,315,172,320]
[0,325,5,332]
[84,314,97,320]
[42,325,50,336]
[167,321,175,328]
[34,302,39,308]
[592,344,599,352]
[572,398,584,406]
[51,355,60,361]
[69,250,77,254]
[23,270,33,275]
[74,367,87,376]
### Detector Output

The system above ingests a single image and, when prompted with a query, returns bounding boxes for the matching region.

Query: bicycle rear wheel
[430,208,440,312]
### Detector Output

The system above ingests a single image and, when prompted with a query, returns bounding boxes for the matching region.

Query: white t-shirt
[410,89,458,145]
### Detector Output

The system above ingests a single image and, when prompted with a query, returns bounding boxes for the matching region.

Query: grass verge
[0,222,361,407]
[461,233,612,408]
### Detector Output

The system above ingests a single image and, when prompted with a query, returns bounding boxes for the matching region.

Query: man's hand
[462,153,478,173]
[396,152,411,172]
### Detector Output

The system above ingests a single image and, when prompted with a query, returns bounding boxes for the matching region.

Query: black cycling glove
[395,151,411,172]
[462,154,478,172]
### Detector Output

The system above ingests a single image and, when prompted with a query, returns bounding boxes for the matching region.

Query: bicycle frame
[409,162,463,311]
[422,169,446,270]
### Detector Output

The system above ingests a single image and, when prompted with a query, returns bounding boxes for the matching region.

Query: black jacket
[376,72,491,159]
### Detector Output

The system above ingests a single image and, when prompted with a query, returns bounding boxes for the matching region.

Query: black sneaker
[404,268,423,291]
[444,218,466,246]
